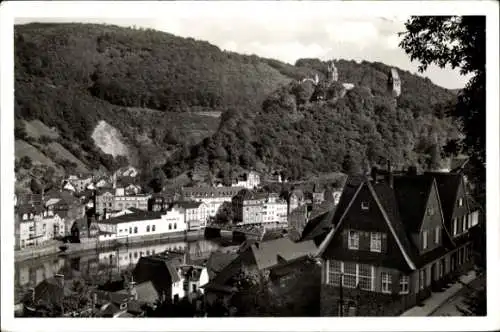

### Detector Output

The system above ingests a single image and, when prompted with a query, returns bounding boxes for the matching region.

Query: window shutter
[381,233,388,253]
[360,232,370,251]
[343,230,348,249]
[393,272,401,294]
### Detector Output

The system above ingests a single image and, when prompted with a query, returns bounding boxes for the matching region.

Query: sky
[15,7,473,90]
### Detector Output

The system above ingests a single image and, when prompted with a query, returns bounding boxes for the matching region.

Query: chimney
[408,166,418,176]
[386,160,394,188]
[371,167,378,183]
[55,273,65,289]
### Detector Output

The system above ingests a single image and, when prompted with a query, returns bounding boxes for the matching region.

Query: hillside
[14,22,460,190]
[14,23,307,187]
[165,59,460,181]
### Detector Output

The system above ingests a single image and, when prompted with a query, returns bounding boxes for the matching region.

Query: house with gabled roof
[202,238,317,310]
[316,167,478,316]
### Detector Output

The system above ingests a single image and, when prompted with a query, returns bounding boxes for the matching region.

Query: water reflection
[15,238,231,293]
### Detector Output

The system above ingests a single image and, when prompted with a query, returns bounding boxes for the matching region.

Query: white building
[170,201,209,230]
[235,192,288,226]
[95,208,187,242]
[232,171,261,190]
[181,186,244,218]
[15,204,65,249]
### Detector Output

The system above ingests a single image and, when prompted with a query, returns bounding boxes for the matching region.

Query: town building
[327,60,339,82]
[133,251,208,304]
[232,191,288,226]
[95,188,114,217]
[181,186,244,218]
[231,171,261,189]
[316,168,480,316]
[148,192,183,212]
[202,238,318,312]
[15,204,44,249]
[170,201,209,230]
[95,208,186,242]
[113,192,150,212]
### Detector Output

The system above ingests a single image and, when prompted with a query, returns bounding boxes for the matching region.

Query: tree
[19,156,33,169]
[399,16,485,203]
[214,201,234,224]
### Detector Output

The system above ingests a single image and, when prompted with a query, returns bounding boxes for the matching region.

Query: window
[146,225,150,232]
[427,207,435,216]
[358,264,374,291]
[370,232,382,252]
[134,227,138,234]
[174,223,177,230]
[327,261,374,291]
[453,218,458,236]
[381,272,392,293]
[361,201,369,210]
[399,275,409,294]
[422,231,428,249]
[134,252,138,258]
[458,198,463,207]
[462,216,467,232]
[146,250,150,255]
[435,227,441,244]
[192,284,197,293]
[343,263,357,288]
[129,227,132,233]
[348,230,359,250]
[169,224,172,230]
[152,225,156,232]
[328,260,342,286]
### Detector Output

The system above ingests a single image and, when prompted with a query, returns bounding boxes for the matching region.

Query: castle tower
[388,68,401,97]
[327,61,338,82]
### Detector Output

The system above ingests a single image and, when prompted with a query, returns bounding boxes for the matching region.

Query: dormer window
[22,214,27,220]
[361,202,369,210]
[422,231,428,249]
[458,198,463,207]
[427,207,435,216]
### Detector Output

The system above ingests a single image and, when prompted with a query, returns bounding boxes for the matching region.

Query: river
[14,235,237,302]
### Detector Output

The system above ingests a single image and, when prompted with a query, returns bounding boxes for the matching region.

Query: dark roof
[181,186,244,197]
[371,182,418,267]
[170,200,203,210]
[204,238,316,291]
[98,211,163,225]
[15,204,44,216]
[424,172,462,224]
[330,175,366,226]
[206,251,239,280]
[133,252,185,292]
[301,207,336,241]
[393,175,435,233]
[32,277,72,305]
[250,238,317,270]
[317,178,417,271]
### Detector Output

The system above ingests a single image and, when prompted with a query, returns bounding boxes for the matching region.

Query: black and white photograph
[1,1,499,331]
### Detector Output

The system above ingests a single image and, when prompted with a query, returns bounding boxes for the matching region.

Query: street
[431,274,486,316]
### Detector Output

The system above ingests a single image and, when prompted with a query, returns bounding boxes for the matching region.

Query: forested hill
[164,58,460,182]
[14,22,459,189]
[14,23,311,181]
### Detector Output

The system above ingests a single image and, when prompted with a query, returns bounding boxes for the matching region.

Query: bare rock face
[91,120,129,157]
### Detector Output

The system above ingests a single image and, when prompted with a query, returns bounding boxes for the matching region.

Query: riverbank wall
[15,229,206,263]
